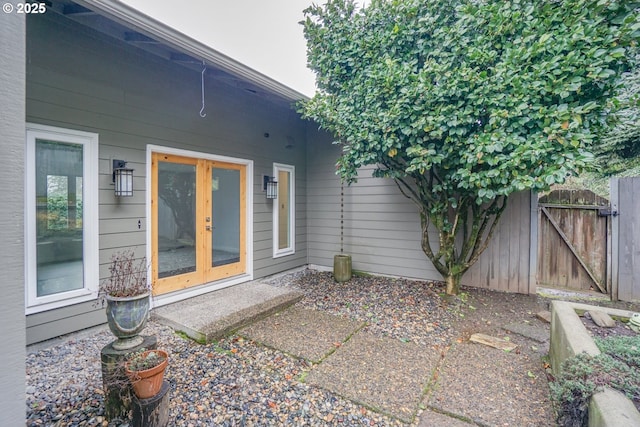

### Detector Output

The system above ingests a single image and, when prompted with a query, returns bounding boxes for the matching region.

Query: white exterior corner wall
[0,10,27,425]
[306,129,534,293]
[25,11,308,344]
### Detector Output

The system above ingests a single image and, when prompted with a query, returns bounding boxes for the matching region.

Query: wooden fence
[611,177,640,301]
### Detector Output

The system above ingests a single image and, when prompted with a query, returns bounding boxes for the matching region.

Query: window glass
[278,170,291,250]
[273,164,295,257]
[157,161,197,278]
[36,141,84,297]
[26,124,98,313]
[212,167,241,266]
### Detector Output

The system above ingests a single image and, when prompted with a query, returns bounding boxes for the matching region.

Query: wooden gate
[537,190,610,293]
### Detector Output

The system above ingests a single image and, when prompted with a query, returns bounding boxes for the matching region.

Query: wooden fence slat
[614,177,640,302]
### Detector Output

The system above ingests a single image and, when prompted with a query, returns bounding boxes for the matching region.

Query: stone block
[537,310,552,323]
[549,301,599,376]
[589,387,640,427]
[588,310,616,328]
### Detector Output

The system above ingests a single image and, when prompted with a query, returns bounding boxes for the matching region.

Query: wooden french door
[151,152,246,295]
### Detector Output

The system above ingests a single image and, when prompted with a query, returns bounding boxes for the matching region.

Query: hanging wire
[199,61,207,118]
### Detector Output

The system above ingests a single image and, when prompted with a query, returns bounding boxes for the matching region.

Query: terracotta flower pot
[125,349,168,399]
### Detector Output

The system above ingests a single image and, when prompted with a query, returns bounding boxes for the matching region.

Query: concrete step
[151,281,303,343]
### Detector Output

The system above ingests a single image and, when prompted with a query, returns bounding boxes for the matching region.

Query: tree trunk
[445,274,461,296]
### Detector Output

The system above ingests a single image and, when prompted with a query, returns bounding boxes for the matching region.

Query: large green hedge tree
[594,53,640,175]
[299,0,639,294]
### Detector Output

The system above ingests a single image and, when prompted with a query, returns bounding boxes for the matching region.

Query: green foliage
[551,334,640,426]
[593,53,640,175]
[300,0,639,294]
[595,334,640,368]
[125,349,167,372]
[39,195,83,234]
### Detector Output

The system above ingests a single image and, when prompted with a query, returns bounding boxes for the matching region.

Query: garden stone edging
[549,301,640,427]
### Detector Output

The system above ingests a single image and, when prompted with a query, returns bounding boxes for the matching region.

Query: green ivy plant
[551,334,640,426]
[299,0,640,294]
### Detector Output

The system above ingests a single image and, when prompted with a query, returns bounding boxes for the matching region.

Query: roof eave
[77,0,310,102]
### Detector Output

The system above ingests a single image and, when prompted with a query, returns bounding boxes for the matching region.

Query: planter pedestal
[333,254,352,282]
[132,380,170,427]
[101,335,157,422]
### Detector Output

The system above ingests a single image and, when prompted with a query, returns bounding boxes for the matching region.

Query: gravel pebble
[283,271,456,347]
[25,269,534,426]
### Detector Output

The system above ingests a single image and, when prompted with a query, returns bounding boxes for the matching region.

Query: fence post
[609,178,619,301]
[529,191,538,294]
[607,178,620,301]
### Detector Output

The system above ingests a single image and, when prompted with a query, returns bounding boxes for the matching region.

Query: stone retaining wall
[549,301,640,427]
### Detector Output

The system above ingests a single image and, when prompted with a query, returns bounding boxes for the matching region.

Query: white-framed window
[272,163,295,257]
[25,124,99,314]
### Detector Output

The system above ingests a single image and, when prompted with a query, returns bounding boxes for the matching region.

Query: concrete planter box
[550,301,640,427]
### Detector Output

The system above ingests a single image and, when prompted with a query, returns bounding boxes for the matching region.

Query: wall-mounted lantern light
[113,159,134,197]
[263,175,278,199]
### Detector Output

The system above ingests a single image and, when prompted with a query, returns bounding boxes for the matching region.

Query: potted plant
[125,349,168,399]
[98,249,151,350]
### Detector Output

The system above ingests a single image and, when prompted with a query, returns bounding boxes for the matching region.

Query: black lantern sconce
[263,175,278,199]
[112,159,134,197]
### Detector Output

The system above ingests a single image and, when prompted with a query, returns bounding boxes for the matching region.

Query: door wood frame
[147,145,253,298]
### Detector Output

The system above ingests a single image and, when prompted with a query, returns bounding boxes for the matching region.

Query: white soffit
[76,0,308,102]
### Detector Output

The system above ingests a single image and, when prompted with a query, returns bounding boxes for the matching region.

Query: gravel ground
[27,269,553,426]
[581,312,639,339]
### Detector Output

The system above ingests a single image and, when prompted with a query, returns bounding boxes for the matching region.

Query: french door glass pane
[211,168,240,266]
[158,162,197,278]
[35,140,84,297]
[278,170,291,250]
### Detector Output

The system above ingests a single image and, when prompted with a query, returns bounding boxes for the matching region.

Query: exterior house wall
[306,129,535,293]
[306,131,443,279]
[0,10,27,425]
[26,11,308,344]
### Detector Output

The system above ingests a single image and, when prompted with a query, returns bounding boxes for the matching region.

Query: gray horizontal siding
[306,132,442,281]
[26,12,308,343]
[306,127,534,293]
[26,301,107,344]
[1,10,26,425]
